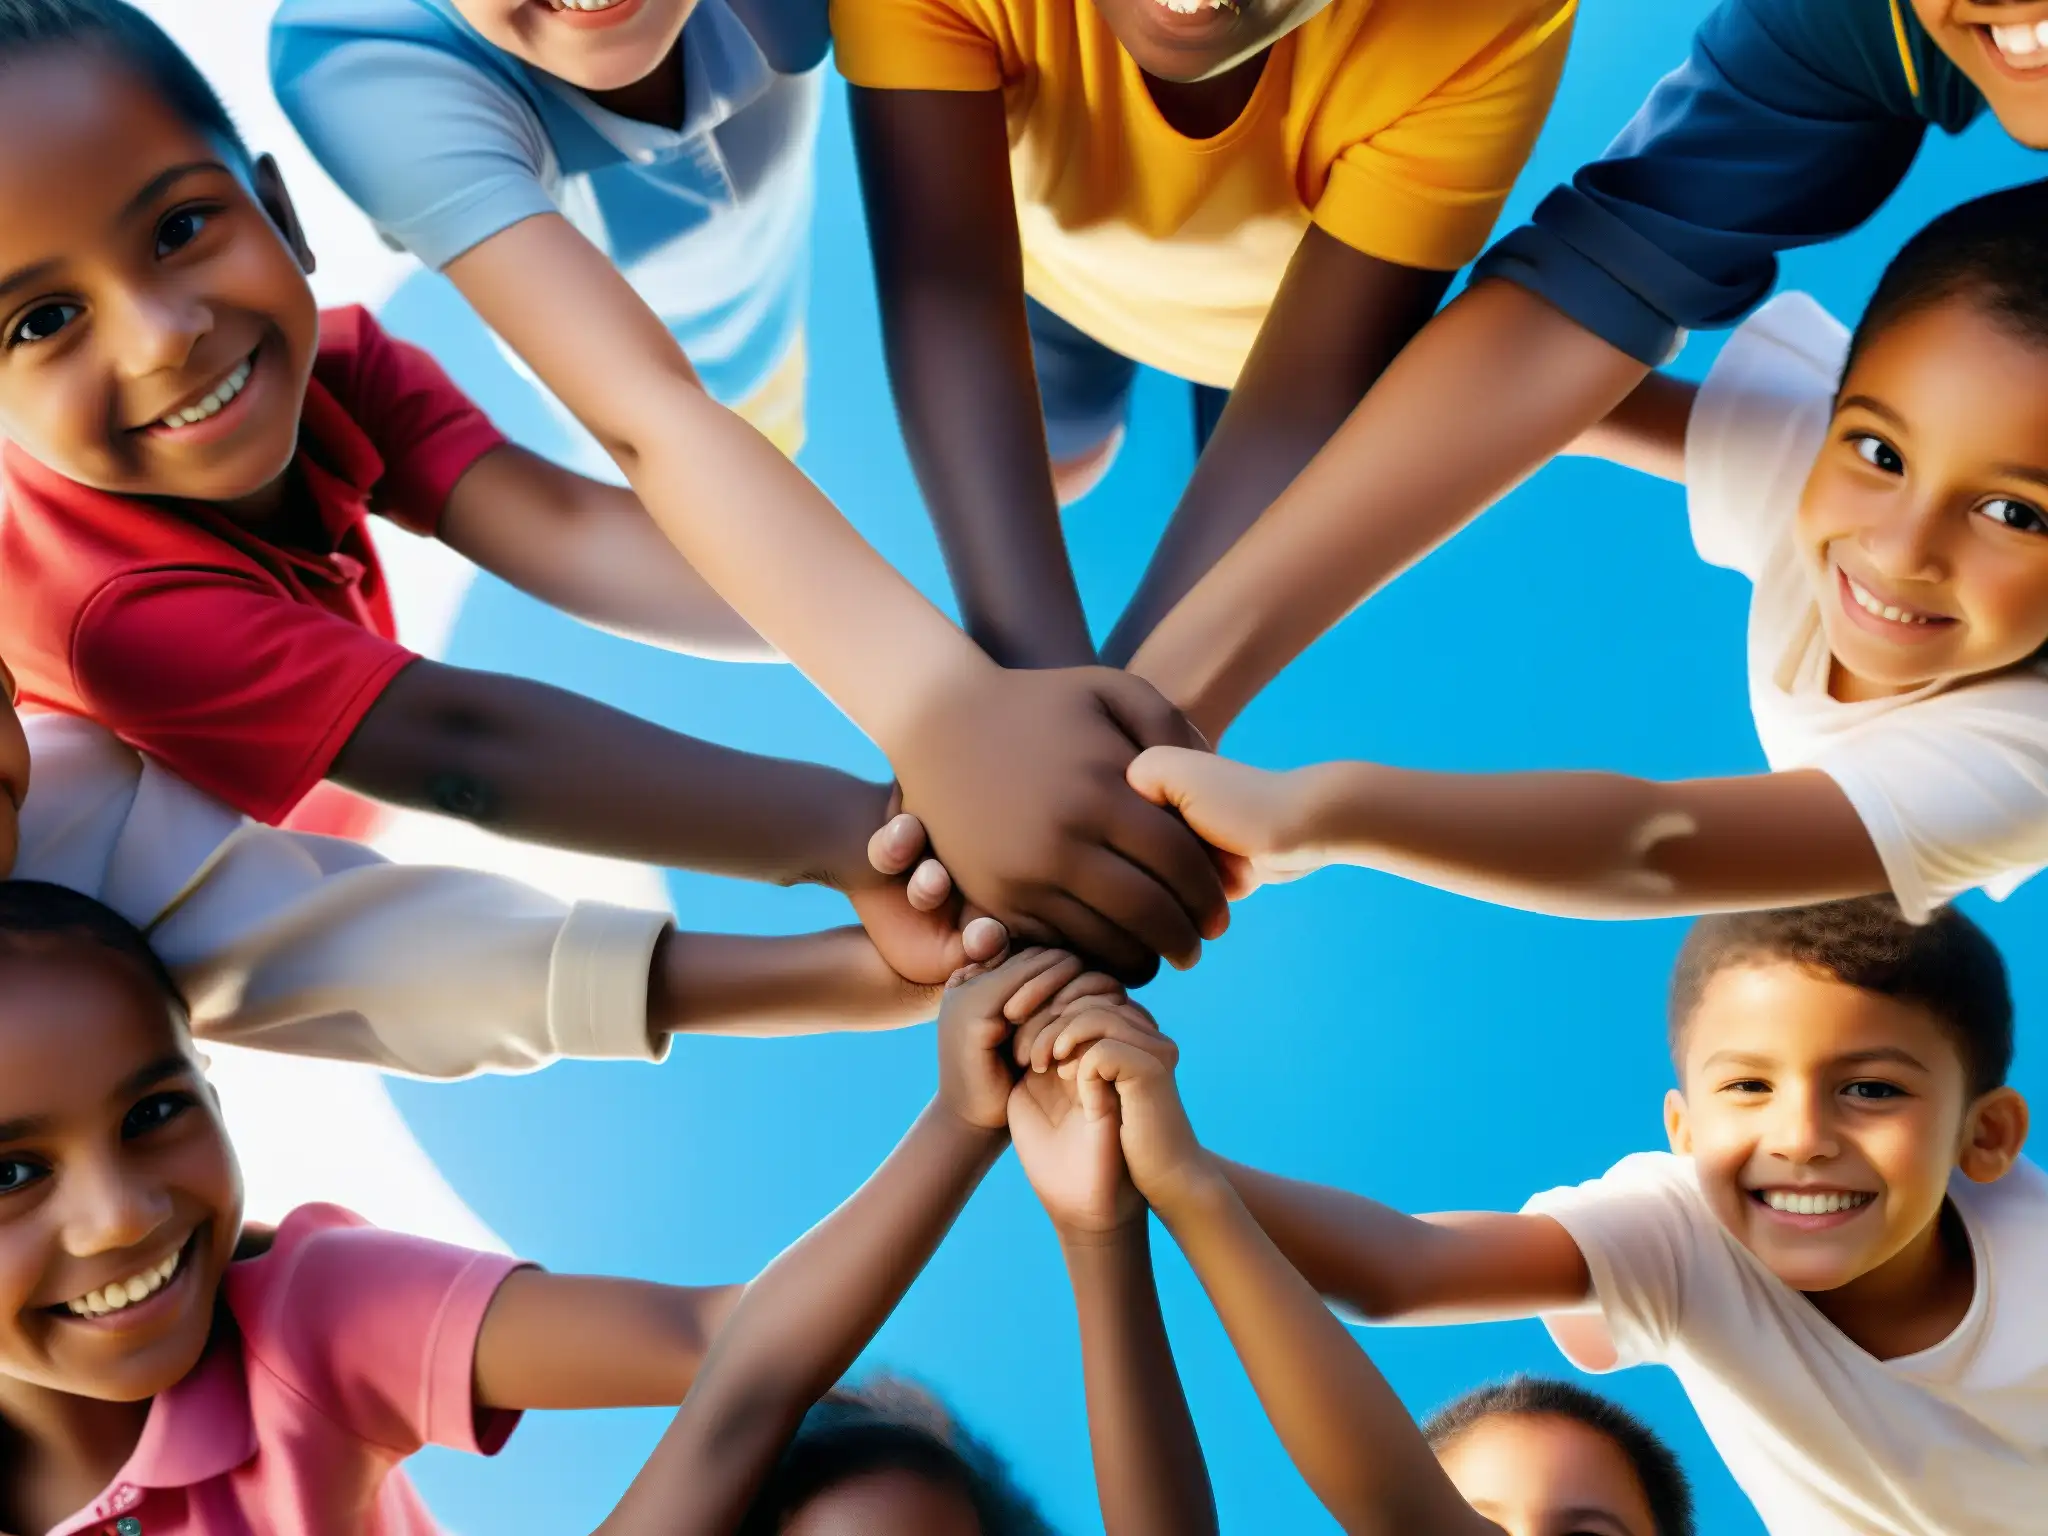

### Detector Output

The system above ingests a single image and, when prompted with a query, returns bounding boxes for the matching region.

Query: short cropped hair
[0,0,244,155]
[0,880,186,1016]
[1669,898,2012,1097]
[1843,178,2048,381]
[1423,1376,1694,1536]
[736,1378,1056,1536]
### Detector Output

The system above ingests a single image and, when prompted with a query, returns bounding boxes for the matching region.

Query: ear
[1959,1087,2029,1184]
[1664,1088,1692,1155]
[252,154,317,276]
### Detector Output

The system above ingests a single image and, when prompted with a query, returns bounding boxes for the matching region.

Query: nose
[57,1152,172,1261]
[104,282,211,383]
[1763,1085,1839,1165]
[1858,493,1949,584]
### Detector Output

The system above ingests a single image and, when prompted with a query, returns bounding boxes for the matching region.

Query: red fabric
[46,1204,526,1536]
[0,307,505,824]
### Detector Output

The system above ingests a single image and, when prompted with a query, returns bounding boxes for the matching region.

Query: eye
[121,1091,193,1139]
[1842,1080,1905,1101]
[1721,1078,1770,1097]
[7,302,80,347]
[155,206,213,259]
[1975,496,2048,536]
[1849,432,1905,475]
[0,1158,45,1196]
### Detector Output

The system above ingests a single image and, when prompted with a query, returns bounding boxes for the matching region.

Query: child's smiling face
[1665,960,2023,1299]
[0,939,240,1408]
[451,0,697,93]
[1434,1412,1660,1536]
[1089,0,1337,84]
[1794,296,2048,701]
[0,48,318,512]
[1912,3,2048,148]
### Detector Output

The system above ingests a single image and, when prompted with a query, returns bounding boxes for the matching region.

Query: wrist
[1057,1212,1152,1256]
[871,649,1002,763]
[1279,760,1371,870]
[809,777,896,893]
[1136,1149,1233,1230]
[927,1096,1013,1153]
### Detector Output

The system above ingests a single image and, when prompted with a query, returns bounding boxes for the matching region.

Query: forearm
[1129,280,1647,740]
[597,1105,1004,1533]
[1060,1224,1217,1536]
[1281,759,1889,919]
[1103,236,1450,667]
[1565,370,1697,483]
[1220,1161,1444,1320]
[650,926,934,1040]
[1151,1169,1484,1536]
[330,661,882,886]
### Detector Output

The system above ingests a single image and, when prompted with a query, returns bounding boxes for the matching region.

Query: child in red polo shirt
[0,1,1230,988]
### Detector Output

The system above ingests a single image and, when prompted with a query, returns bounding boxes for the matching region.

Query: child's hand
[1009,1002,1178,1238]
[893,668,1228,983]
[1126,748,1322,900]
[845,794,1008,986]
[935,947,1087,1132]
[1073,1034,1210,1212]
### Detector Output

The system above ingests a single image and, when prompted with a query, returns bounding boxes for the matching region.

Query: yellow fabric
[732,329,809,459]
[1889,0,1921,99]
[835,0,1575,387]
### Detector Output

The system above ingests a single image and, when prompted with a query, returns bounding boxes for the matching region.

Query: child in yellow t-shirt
[835,0,1575,670]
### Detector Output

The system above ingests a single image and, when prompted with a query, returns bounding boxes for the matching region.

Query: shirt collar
[119,1328,260,1490]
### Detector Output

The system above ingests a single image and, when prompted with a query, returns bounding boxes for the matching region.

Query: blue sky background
[370,6,2048,1531]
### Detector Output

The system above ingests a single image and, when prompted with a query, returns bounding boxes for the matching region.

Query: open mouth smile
[136,349,259,439]
[1977,18,2048,74]
[1750,1188,1876,1230]
[48,1231,198,1327]
[1834,566,1957,644]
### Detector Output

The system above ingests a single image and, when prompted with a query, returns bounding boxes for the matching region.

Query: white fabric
[1526,1151,2048,1535]
[1684,291,2048,920]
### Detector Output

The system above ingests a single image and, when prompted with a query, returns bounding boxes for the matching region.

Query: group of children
[0,0,2040,1528]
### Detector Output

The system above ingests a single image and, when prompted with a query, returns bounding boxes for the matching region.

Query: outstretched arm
[1076,1038,1502,1536]
[1566,371,1697,484]
[1128,280,1649,741]
[1102,230,1450,665]
[591,949,1088,1535]
[1127,748,1889,919]
[852,86,1094,670]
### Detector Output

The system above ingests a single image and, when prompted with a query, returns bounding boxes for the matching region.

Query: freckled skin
[1436,1413,1660,1536]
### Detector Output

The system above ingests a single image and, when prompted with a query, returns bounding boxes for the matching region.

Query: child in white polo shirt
[1125,180,2048,925]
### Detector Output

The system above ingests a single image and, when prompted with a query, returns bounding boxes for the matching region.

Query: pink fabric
[49,1204,525,1536]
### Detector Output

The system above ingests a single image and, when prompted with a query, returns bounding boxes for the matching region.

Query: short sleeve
[1521,1152,1710,1369]
[1471,0,1927,364]
[1811,680,2048,921]
[71,569,417,825]
[1683,291,1846,581]
[234,1205,526,1457]
[1313,0,1574,273]
[831,0,1004,91]
[322,308,507,535]
[271,8,560,270]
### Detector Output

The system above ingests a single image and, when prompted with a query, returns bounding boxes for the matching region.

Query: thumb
[1125,745,1201,812]
[1095,671,1206,753]
[867,811,928,877]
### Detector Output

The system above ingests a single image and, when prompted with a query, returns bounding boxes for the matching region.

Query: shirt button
[114,1518,142,1536]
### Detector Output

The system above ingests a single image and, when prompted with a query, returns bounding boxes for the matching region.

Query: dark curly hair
[1423,1376,1694,1536]
[1669,897,2011,1097]
[736,1378,1056,1536]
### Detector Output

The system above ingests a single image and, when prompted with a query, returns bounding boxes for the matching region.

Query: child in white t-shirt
[1214,896,2042,1536]
[1118,180,2048,924]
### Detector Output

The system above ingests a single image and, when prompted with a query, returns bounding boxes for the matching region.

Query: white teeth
[1761,1190,1874,1216]
[553,0,629,10]
[1845,574,1936,625]
[158,356,252,430]
[1990,22,2048,67]
[63,1246,182,1318]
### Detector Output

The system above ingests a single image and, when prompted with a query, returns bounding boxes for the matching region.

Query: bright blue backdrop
[369,5,2048,1530]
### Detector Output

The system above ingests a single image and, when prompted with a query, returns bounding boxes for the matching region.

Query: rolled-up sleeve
[1473,0,1926,364]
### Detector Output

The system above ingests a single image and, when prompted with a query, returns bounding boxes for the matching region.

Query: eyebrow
[1837,393,1909,432]
[1985,461,2048,496]
[0,159,229,306]
[0,1052,197,1143]
[1701,1046,1930,1074]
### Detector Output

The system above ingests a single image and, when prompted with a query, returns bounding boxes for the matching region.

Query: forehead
[1437,1413,1654,1532]
[0,48,227,254]
[1683,961,1961,1079]
[780,1469,984,1536]
[0,946,189,1120]
[1840,299,2048,456]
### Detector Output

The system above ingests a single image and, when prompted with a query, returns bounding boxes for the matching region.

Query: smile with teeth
[1988,19,2048,70]
[61,1244,183,1318]
[1843,571,1947,627]
[547,0,631,11]
[156,355,253,431]
[1755,1189,1875,1217]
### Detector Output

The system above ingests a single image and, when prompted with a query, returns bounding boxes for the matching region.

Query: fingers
[1094,670,1207,753]
[1032,891,1160,986]
[1075,1035,1155,1120]
[1010,969,1126,1066]
[1068,845,1208,973]
[994,950,1089,1023]
[1124,745,1198,810]
[866,811,929,877]
[904,857,953,913]
[1097,799,1230,953]
[961,914,1009,963]
[1045,1003,1174,1077]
